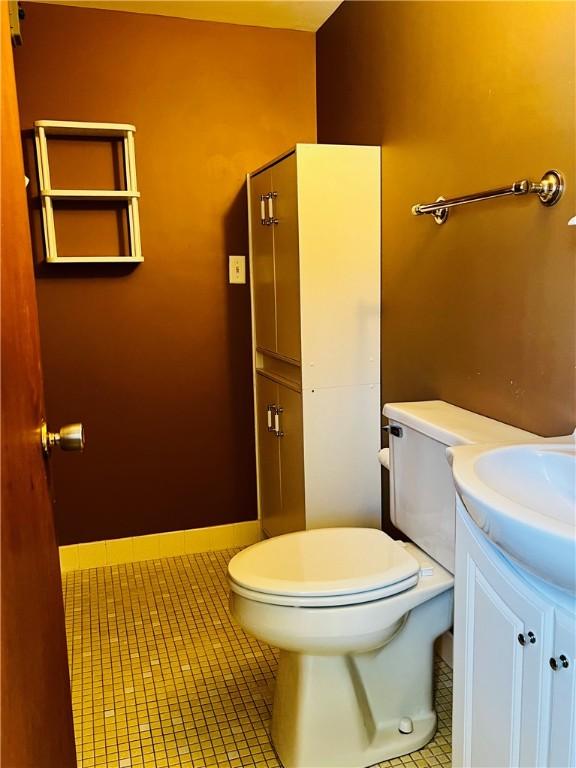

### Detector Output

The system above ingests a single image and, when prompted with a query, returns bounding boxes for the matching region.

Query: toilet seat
[228,573,419,607]
[228,528,420,607]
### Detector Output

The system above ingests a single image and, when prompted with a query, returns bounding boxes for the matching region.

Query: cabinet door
[271,153,301,362]
[277,385,305,535]
[250,169,276,353]
[548,610,575,768]
[453,506,554,768]
[255,375,281,537]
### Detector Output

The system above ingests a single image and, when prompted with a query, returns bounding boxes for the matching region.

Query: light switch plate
[229,255,246,284]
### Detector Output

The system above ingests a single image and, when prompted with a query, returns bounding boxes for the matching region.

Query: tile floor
[63,548,452,768]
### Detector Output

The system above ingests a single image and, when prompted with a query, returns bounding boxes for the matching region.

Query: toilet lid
[228,528,420,603]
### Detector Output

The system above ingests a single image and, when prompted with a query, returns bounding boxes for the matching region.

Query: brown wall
[15,2,316,544]
[317,1,575,437]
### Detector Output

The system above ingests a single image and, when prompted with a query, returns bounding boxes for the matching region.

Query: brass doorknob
[41,422,85,455]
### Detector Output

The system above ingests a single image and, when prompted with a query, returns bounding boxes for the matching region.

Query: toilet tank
[383,401,535,573]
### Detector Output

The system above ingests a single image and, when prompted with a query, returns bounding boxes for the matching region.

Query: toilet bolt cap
[399,717,414,734]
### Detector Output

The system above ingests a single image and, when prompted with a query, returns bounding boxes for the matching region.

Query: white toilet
[228,401,533,768]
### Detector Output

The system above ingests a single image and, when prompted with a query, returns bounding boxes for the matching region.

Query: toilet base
[271,590,452,768]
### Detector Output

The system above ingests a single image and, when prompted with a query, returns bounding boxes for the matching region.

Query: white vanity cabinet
[454,499,575,768]
[248,144,381,538]
[548,608,576,768]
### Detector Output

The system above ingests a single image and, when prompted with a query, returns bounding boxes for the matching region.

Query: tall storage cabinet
[248,144,381,538]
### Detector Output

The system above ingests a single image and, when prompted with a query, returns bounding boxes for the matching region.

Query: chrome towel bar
[412,169,564,224]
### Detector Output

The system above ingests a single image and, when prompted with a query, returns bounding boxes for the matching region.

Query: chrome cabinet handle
[260,194,267,225]
[259,193,277,225]
[41,421,85,455]
[266,404,277,432]
[274,406,284,438]
[264,403,284,436]
[267,192,278,225]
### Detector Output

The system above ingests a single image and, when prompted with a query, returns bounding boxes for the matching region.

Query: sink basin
[449,439,576,595]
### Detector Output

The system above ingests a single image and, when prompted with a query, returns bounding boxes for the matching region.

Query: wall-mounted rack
[412,169,564,225]
[34,120,143,263]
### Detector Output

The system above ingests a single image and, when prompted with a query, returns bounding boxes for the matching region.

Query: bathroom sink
[448,439,576,594]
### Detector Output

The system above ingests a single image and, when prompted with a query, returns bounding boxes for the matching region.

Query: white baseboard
[59,520,262,573]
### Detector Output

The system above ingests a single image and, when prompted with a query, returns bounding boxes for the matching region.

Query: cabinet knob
[549,655,570,670]
[518,631,536,646]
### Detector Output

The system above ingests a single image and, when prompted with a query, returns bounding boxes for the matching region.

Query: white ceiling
[31,0,343,32]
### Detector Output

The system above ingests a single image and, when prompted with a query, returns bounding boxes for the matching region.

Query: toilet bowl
[229,528,453,768]
[228,401,533,768]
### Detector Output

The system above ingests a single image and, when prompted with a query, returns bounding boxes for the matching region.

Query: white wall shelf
[35,120,136,136]
[34,119,143,264]
[45,257,144,264]
[40,190,140,200]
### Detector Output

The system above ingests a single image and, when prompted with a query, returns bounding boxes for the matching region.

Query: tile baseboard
[59,521,262,572]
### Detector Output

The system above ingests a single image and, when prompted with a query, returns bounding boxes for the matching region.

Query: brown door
[1,8,77,768]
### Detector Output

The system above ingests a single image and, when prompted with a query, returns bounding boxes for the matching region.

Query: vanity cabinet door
[453,505,554,768]
[547,610,576,768]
